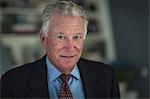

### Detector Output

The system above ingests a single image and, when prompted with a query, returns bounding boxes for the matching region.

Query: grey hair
[41,0,88,40]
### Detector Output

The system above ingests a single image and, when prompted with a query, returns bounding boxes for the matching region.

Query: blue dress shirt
[46,57,85,99]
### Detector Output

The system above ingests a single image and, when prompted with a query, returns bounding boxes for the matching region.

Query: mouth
[60,55,76,58]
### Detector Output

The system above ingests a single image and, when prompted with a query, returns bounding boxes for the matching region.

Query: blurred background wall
[109,0,149,98]
[109,0,148,69]
[0,0,149,99]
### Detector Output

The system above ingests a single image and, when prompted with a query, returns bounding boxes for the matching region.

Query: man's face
[40,15,84,73]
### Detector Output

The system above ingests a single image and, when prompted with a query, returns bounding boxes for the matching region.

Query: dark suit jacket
[1,56,120,98]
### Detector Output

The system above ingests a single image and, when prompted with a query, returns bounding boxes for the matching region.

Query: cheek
[53,42,64,50]
[77,45,83,51]
[46,40,63,52]
[45,40,54,53]
[77,42,84,51]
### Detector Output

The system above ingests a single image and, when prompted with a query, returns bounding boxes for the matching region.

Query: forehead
[49,14,84,27]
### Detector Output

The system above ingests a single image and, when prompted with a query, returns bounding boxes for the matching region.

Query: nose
[64,38,75,50]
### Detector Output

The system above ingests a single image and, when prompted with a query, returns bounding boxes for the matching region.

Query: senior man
[1,0,120,98]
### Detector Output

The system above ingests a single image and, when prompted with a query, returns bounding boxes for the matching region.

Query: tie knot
[60,74,70,83]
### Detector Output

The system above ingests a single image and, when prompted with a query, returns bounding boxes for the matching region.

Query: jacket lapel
[26,56,49,98]
[77,58,105,98]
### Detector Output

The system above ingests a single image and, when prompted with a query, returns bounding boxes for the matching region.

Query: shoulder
[79,58,113,71]
[2,62,33,79]
[1,62,33,83]
[1,56,45,81]
[78,58,115,76]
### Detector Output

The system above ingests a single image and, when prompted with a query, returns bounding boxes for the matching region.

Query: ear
[39,30,46,49]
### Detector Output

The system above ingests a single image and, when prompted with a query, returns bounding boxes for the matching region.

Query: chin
[57,63,74,73]
[61,62,75,67]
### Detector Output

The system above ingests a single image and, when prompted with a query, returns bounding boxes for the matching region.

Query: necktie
[59,74,73,99]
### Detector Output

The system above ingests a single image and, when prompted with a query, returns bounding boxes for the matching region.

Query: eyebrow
[55,32,83,36]
[56,32,64,35]
[74,33,83,36]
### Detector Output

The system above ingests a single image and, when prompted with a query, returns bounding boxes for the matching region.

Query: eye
[56,35,66,40]
[73,35,82,41]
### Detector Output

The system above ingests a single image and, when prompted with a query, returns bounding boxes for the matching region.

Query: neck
[59,67,74,75]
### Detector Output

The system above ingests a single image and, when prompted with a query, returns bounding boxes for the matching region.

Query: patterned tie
[59,74,73,99]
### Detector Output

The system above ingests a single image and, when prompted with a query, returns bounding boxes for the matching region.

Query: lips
[60,55,76,58]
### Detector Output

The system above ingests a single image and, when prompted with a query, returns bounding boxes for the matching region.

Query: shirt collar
[46,57,61,82]
[46,56,81,82]
[70,64,81,80]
